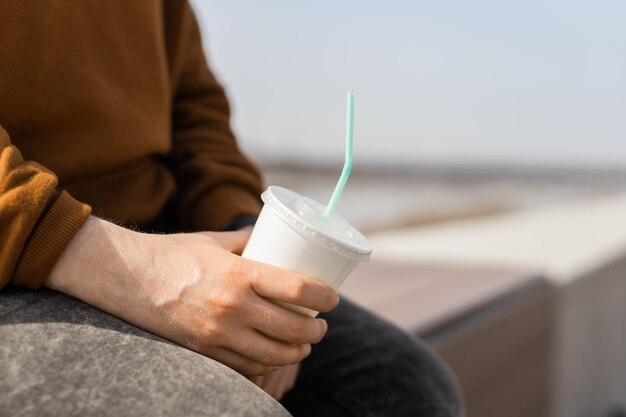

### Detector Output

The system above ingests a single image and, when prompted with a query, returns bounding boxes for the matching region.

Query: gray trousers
[0,287,461,417]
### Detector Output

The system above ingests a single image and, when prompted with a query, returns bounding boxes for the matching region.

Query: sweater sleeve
[0,126,91,289]
[164,1,264,232]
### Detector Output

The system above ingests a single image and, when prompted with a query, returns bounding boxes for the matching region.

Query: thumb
[196,230,251,255]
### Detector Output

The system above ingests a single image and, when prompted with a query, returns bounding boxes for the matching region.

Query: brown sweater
[0,1,264,289]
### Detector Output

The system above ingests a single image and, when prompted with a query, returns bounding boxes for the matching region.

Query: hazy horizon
[191,1,626,169]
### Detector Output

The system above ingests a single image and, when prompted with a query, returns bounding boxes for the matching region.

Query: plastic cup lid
[261,186,372,261]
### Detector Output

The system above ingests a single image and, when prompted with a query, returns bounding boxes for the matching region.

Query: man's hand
[45,217,338,377]
[250,363,300,400]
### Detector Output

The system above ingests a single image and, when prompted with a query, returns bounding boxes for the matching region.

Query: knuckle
[213,291,243,314]
[287,279,308,301]
[264,365,281,375]
[286,319,307,342]
[298,343,312,360]
[245,362,270,376]
[223,258,245,281]
[312,320,327,343]
[202,322,225,341]
[264,345,283,366]
[237,264,258,286]
[321,288,339,311]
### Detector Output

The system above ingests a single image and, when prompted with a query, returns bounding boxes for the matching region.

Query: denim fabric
[281,297,463,417]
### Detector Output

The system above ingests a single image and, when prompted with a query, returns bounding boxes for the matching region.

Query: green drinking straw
[324,91,354,217]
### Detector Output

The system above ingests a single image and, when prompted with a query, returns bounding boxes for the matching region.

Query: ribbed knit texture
[12,192,91,289]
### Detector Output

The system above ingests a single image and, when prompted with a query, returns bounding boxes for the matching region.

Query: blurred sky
[190,1,626,169]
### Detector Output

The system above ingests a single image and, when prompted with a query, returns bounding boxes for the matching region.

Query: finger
[268,369,288,399]
[248,262,339,312]
[283,363,299,392]
[208,346,279,377]
[249,298,328,344]
[259,368,281,398]
[235,329,312,367]
[249,374,265,387]
[226,229,251,255]
[272,364,299,400]
[265,368,286,400]
[266,369,288,400]
[197,230,250,254]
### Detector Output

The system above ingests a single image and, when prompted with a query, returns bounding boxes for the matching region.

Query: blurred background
[193,0,626,169]
[191,2,626,417]
[191,0,626,232]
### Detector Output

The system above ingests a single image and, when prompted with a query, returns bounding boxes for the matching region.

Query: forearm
[44,216,152,321]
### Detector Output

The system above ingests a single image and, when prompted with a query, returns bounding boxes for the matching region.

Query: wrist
[45,217,144,309]
[45,216,99,294]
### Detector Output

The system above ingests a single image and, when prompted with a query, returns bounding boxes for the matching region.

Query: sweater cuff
[188,184,262,231]
[12,191,92,289]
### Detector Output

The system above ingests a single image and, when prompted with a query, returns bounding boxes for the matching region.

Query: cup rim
[261,186,372,261]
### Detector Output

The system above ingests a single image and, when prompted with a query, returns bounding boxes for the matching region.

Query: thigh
[0,287,290,417]
[281,297,462,417]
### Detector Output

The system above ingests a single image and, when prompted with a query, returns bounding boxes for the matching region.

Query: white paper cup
[242,186,372,316]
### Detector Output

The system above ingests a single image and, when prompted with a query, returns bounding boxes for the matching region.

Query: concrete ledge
[367,193,626,285]
[347,193,626,417]
[342,262,553,417]
[342,261,543,339]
